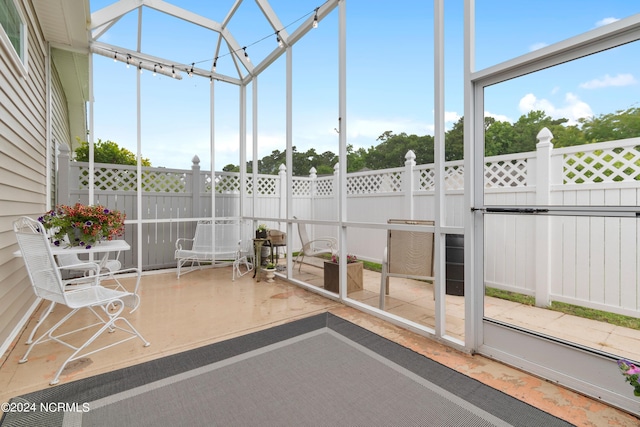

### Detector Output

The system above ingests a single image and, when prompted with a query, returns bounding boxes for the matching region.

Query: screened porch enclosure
[63,0,640,415]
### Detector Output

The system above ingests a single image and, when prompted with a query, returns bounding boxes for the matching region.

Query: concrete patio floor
[1,265,638,426]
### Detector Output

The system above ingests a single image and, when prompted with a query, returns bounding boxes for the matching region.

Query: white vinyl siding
[50,62,71,206]
[0,0,46,356]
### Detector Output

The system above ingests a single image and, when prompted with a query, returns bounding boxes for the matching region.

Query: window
[0,0,27,72]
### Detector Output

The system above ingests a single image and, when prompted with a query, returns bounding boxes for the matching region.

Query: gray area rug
[1,313,573,426]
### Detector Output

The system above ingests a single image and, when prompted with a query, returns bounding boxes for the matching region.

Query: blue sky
[89,1,639,171]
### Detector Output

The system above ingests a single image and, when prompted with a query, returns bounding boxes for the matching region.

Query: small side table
[252,238,269,281]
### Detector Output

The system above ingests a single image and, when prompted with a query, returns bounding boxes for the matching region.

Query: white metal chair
[175,219,239,278]
[13,216,150,385]
[379,219,435,309]
[25,249,139,346]
[293,216,337,271]
[56,252,122,278]
[232,240,254,281]
[175,220,214,278]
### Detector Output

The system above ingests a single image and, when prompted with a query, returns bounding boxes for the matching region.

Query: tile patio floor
[1,264,638,426]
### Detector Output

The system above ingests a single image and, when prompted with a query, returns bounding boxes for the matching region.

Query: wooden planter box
[323,261,363,293]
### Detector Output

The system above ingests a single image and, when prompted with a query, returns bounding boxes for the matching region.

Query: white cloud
[579,73,637,89]
[347,118,433,140]
[595,17,619,27]
[518,92,593,125]
[484,111,511,122]
[445,111,461,124]
[529,42,548,52]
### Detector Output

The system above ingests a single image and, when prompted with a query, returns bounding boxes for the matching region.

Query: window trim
[0,0,28,76]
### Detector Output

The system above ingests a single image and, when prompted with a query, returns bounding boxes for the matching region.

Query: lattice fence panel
[418,167,435,191]
[203,172,213,193]
[484,159,528,187]
[293,179,311,196]
[214,173,241,193]
[315,178,333,196]
[348,171,403,194]
[79,166,187,192]
[244,177,254,195]
[445,165,465,190]
[256,176,277,195]
[416,165,464,191]
[564,145,640,184]
[141,170,187,192]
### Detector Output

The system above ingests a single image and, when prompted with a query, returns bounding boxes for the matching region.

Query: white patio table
[14,239,129,262]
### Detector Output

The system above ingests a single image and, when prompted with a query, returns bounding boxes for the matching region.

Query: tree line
[245,107,639,175]
[77,107,639,175]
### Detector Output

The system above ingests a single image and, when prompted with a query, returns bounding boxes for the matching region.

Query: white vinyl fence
[58,131,640,316]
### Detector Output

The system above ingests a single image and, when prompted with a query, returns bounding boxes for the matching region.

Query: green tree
[579,107,640,143]
[365,132,434,169]
[223,108,639,173]
[74,138,151,166]
[346,144,367,172]
[444,117,464,161]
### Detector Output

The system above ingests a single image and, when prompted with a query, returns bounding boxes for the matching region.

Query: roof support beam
[90,0,142,30]
[91,0,253,76]
[245,0,339,83]
[139,0,253,74]
[91,42,242,85]
[255,0,289,42]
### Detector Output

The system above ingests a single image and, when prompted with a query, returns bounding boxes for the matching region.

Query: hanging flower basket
[38,203,126,249]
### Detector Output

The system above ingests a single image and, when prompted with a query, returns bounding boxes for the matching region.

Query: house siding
[51,61,70,206]
[0,0,49,358]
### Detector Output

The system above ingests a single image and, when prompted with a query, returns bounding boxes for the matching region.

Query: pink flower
[626,365,640,375]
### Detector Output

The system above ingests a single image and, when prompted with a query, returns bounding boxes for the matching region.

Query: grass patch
[485,287,535,305]
[549,301,640,330]
[301,257,640,330]
[316,253,382,272]
[485,288,640,330]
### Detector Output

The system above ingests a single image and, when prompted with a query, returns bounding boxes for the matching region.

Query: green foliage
[223,108,640,173]
[580,107,640,142]
[74,138,151,166]
[38,203,126,248]
[443,109,638,161]
[363,132,435,169]
[617,360,640,397]
[485,287,536,305]
[72,109,640,176]
[550,301,640,329]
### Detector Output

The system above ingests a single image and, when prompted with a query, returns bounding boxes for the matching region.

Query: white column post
[278,164,287,228]
[535,127,554,307]
[191,155,201,218]
[309,166,317,221]
[57,144,71,205]
[404,150,416,219]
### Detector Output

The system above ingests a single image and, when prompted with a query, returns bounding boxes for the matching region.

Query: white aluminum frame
[468,8,640,414]
[77,0,640,413]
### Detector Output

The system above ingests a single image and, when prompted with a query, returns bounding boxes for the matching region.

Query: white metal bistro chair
[293,216,337,272]
[175,220,215,278]
[56,252,122,279]
[25,242,140,346]
[232,240,254,281]
[13,216,150,385]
